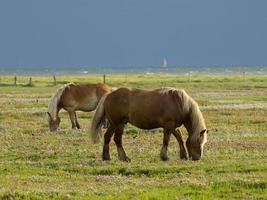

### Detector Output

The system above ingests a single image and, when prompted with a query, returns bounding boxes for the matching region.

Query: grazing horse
[47,83,112,131]
[90,87,207,161]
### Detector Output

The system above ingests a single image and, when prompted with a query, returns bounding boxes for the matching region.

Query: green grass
[0,74,266,199]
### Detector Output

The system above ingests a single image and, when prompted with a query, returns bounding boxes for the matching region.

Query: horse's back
[60,83,111,111]
[105,87,182,129]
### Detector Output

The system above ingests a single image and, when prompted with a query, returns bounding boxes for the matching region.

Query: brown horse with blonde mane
[90,87,207,161]
[47,83,111,131]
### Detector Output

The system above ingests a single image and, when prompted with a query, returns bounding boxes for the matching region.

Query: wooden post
[188,72,191,82]
[29,77,32,86]
[243,71,246,82]
[125,73,128,84]
[14,76,16,85]
[103,74,106,84]
[53,75,57,85]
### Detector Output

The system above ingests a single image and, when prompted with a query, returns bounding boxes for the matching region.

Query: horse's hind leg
[114,124,131,162]
[68,111,80,129]
[68,111,78,129]
[74,112,81,129]
[160,128,171,161]
[102,126,115,160]
[173,128,188,160]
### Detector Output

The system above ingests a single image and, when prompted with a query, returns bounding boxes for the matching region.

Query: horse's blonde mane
[47,83,74,120]
[188,97,206,141]
[160,87,206,143]
[182,90,206,143]
[159,87,177,94]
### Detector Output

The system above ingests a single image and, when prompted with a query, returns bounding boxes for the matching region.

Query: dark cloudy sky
[0,0,267,68]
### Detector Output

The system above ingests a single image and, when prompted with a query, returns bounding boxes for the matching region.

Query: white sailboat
[161,57,168,68]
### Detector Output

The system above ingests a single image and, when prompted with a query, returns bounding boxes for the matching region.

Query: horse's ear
[200,129,207,136]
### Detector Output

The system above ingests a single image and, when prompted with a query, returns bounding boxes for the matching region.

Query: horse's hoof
[102,154,111,161]
[125,157,131,162]
[180,156,188,160]
[160,156,169,161]
[180,153,188,160]
[120,156,131,162]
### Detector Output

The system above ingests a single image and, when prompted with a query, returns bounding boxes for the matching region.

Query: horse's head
[47,112,60,131]
[186,129,207,161]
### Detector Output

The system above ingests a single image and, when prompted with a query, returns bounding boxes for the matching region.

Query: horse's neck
[183,103,200,139]
[50,104,60,120]
[56,105,61,116]
[183,114,194,138]
[49,93,63,120]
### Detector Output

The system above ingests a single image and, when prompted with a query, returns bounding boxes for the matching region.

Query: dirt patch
[201,103,267,110]
[233,140,267,149]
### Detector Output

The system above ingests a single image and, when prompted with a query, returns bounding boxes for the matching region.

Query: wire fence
[0,71,266,87]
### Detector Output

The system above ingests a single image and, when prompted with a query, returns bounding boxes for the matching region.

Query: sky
[0,0,267,69]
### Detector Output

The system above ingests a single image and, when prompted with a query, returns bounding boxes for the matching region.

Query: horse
[90,87,207,161]
[47,83,112,131]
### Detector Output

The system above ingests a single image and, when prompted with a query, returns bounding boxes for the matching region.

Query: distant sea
[0,65,267,76]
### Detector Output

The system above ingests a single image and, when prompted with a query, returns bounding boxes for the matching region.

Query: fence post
[103,74,106,84]
[14,76,17,86]
[29,77,32,86]
[53,75,57,85]
[125,73,128,84]
[187,72,191,82]
[243,71,246,82]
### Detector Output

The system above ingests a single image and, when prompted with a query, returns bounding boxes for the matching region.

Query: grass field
[0,74,266,199]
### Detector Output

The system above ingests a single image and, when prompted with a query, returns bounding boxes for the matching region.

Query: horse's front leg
[68,111,77,129]
[102,126,114,160]
[160,128,171,161]
[114,124,131,162]
[173,128,188,160]
[74,112,81,129]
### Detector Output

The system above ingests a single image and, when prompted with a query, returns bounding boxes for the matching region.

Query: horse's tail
[90,93,109,143]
